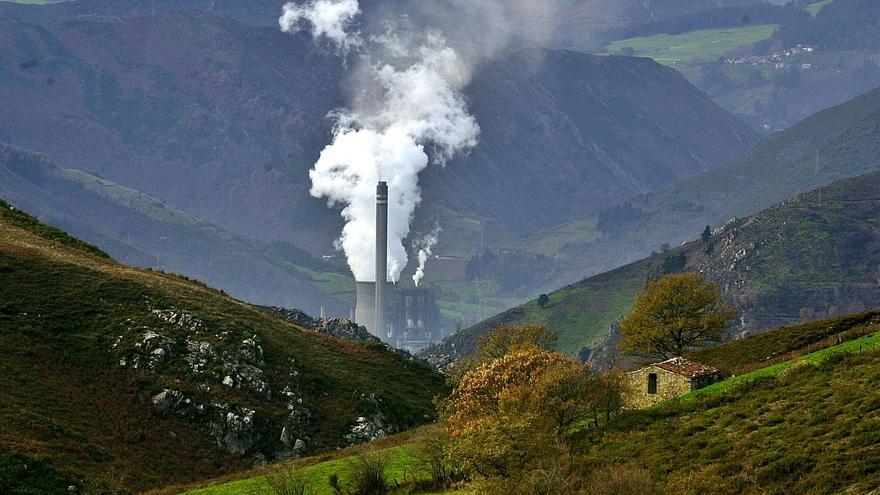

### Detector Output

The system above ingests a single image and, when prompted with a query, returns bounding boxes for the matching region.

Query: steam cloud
[412,225,442,287]
[281,0,562,284]
[279,0,361,52]
[280,0,479,283]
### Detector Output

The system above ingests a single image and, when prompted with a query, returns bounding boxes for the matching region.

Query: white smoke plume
[279,0,361,52]
[412,224,442,287]
[282,0,480,283]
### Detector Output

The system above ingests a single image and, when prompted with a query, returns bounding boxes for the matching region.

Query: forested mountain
[0,5,756,318]
[518,85,880,293]
[0,0,761,49]
[775,0,880,51]
[0,9,754,250]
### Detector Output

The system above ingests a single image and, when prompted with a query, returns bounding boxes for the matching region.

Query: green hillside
[500,84,880,310]
[0,201,445,493]
[691,309,880,377]
[590,311,880,493]
[0,142,356,316]
[177,428,463,495]
[183,310,880,495]
[590,348,880,493]
[423,169,880,359]
[604,24,778,64]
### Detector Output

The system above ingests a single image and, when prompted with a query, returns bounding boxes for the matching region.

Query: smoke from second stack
[281,0,478,284]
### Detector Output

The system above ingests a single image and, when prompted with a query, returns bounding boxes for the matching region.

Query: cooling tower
[355,281,376,335]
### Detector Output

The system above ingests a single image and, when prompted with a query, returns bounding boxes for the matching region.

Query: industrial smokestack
[375,181,388,340]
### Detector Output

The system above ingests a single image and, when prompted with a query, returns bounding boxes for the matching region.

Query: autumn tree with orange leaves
[440,347,623,483]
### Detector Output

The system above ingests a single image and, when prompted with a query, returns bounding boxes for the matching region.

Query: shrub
[516,465,582,495]
[585,465,661,495]
[757,455,815,486]
[328,472,343,494]
[265,468,310,495]
[412,434,468,489]
[347,452,389,495]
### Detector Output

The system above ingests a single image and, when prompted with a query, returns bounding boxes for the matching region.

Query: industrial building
[353,181,442,352]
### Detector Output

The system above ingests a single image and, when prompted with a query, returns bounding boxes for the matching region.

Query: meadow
[605,24,778,65]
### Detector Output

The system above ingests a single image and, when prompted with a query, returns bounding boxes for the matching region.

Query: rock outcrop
[259,306,378,343]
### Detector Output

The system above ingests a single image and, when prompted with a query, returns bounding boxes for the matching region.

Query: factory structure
[353,181,441,352]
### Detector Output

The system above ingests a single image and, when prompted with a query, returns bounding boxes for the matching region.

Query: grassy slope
[691,309,880,376]
[589,313,880,492]
[594,349,880,494]
[427,171,880,357]
[183,310,880,495]
[0,142,357,316]
[424,256,656,358]
[545,83,880,262]
[687,330,880,400]
[604,24,777,64]
[0,205,445,492]
[177,428,466,495]
[807,0,834,17]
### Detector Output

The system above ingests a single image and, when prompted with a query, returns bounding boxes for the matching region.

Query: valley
[1,1,879,493]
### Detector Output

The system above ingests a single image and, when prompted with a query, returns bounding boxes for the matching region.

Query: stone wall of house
[624,366,694,409]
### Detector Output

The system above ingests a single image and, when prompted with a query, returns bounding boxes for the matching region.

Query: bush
[347,452,389,495]
[265,468,310,495]
[516,465,581,495]
[585,465,661,495]
[328,473,343,494]
[412,434,468,490]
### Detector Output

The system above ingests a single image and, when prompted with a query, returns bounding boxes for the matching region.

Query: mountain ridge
[422,169,880,361]
[0,8,756,258]
[0,141,356,316]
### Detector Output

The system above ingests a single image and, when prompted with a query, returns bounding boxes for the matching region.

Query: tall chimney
[375,181,388,340]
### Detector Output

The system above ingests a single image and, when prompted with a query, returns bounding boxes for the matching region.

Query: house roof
[652,357,718,379]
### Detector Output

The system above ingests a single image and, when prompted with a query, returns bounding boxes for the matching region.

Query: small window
[647,373,658,394]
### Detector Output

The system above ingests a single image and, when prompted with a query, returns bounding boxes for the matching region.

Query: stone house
[624,357,721,408]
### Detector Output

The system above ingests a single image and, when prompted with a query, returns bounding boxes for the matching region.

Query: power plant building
[353,181,441,352]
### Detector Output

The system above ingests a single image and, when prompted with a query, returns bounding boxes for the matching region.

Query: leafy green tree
[657,252,687,276]
[537,293,550,308]
[701,225,714,254]
[618,273,736,361]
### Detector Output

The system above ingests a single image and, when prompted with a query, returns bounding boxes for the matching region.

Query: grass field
[604,24,778,65]
[684,330,880,401]
[507,218,601,258]
[178,428,469,495]
[807,0,834,16]
[183,444,418,495]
